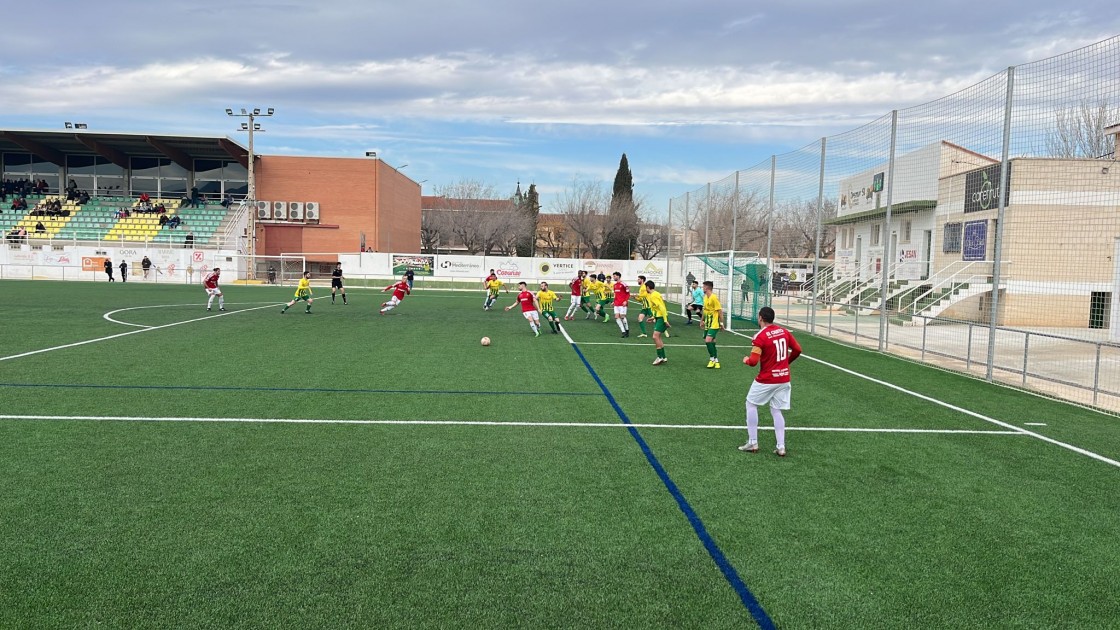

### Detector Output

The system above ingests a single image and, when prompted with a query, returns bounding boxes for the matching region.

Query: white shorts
[523,311,539,321]
[746,381,791,410]
[385,295,401,307]
[613,305,627,316]
[570,294,581,305]
[206,288,222,296]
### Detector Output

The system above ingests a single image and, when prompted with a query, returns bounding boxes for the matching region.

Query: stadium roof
[0,129,250,169]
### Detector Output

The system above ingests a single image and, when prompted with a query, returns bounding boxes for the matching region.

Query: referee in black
[331,262,348,304]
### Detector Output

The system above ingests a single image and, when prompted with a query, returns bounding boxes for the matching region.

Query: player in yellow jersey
[634,274,651,338]
[537,282,561,334]
[584,275,601,320]
[595,273,612,322]
[281,271,314,314]
[702,280,723,368]
[645,280,669,365]
[484,277,504,310]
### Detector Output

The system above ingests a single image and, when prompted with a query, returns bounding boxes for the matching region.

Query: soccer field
[1,280,1118,628]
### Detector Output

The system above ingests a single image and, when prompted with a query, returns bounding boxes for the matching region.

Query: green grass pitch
[1,280,1118,628]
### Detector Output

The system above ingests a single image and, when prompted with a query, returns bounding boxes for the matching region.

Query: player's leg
[380,296,399,313]
[637,311,647,337]
[206,289,216,310]
[770,384,791,456]
[305,296,313,313]
[705,330,718,368]
[331,285,337,303]
[341,286,347,304]
[742,402,761,452]
[652,318,667,364]
[281,298,296,313]
[217,289,225,311]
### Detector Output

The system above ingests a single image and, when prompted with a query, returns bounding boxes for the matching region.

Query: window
[871,223,881,246]
[943,222,962,253]
[902,220,912,243]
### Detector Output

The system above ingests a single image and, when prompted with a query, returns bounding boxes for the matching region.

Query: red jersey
[203,272,219,289]
[386,281,410,300]
[516,290,536,312]
[612,281,630,306]
[570,277,582,296]
[751,325,802,384]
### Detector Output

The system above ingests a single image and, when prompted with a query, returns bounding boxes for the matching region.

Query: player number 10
[774,338,789,361]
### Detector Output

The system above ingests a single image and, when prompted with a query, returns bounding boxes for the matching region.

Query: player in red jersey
[564,271,585,321]
[379,275,411,314]
[203,267,225,311]
[503,281,541,337]
[610,271,631,338]
[740,306,802,456]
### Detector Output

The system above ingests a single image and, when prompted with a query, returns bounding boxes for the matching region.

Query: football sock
[343,295,347,304]
[771,408,786,450]
[638,320,646,334]
[530,322,539,333]
[623,319,629,331]
[656,347,665,359]
[616,318,626,333]
[746,404,760,445]
[706,342,716,358]
[207,295,215,308]
[218,296,224,309]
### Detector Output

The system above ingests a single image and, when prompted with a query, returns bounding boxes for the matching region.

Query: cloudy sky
[2,1,1117,213]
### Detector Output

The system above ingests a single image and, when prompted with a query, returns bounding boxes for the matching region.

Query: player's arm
[503,297,520,311]
[744,346,763,366]
[788,336,803,364]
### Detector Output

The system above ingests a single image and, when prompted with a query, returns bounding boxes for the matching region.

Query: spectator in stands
[139,192,150,205]
[168,215,182,229]
[17,227,27,242]
[141,256,152,278]
[220,194,232,208]
[104,258,115,282]
[184,231,195,249]
[77,190,90,205]
[155,203,166,214]
[119,260,128,282]
[190,186,200,208]
[11,197,27,211]
[159,213,168,227]
[34,221,46,233]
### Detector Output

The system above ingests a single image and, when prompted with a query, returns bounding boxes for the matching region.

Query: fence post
[811,136,827,334]
[1093,344,1102,406]
[765,156,775,302]
[986,66,1015,382]
[730,171,740,328]
[703,182,711,258]
[878,110,898,352]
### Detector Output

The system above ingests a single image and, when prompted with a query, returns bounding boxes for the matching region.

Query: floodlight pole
[227,107,274,280]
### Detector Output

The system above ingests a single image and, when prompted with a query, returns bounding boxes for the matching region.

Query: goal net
[222,254,307,286]
[683,251,770,328]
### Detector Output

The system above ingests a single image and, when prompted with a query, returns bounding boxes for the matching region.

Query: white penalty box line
[0,415,1025,434]
[0,303,282,363]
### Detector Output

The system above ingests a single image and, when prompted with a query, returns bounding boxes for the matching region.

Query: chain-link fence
[667,36,1120,413]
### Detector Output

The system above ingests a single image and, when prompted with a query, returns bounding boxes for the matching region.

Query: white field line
[725,329,1120,470]
[573,341,752,349]
[0,303,281,363]
[102,302,279,328]
[0,415,1025,434]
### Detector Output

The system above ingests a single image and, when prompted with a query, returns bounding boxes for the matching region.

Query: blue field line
[0,382,601,397]
[558,325,776,629]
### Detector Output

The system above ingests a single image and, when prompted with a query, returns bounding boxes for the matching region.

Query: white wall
[0,243,242,283]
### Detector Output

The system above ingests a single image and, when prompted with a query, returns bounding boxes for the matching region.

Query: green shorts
[581,295,591,304]
[653,318,667,332]
[640,308,652,317]
[541,310,557,320]
[705,328,719,339]
[294,293,311,302]
[598,299,610,309]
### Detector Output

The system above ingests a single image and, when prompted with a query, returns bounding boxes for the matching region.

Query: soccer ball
[481,337,491,346]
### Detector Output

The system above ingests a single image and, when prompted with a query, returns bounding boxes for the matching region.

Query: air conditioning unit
[255,200,271,220]
[289,202,304,221]
[272,201,289,220]
[304,202,320,223]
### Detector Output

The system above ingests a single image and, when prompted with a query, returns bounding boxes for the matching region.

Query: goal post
[683,251,770,330]
[223,254,306,286]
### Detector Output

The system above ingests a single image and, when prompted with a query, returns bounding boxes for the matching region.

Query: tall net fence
[666,36,1120,413]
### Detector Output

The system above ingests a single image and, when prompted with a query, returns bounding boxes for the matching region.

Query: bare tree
[635,217,668,260]
[431,180,523,255]
[535,220,572,258]
[1047,99,1118,158]
[768,198,836,258]
[557,179,610,258]
[420,210,450,253]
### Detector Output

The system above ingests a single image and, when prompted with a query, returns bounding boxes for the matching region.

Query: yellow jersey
[703,293,722,329]
[595,281,610,301]
[646,290,668,319]
[295,278,311,297]
[581,277,592,296]
[537,290,559,311]
[587,279,600,298]
[636,284,650,308]
[601,281,614,300]
[486,279,504,295]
